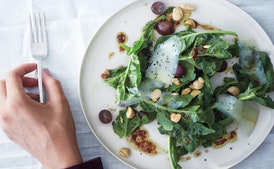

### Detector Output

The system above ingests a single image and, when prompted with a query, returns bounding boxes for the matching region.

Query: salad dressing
[213,131,237,148]
[116,32,127,52]
[127,128,158,155]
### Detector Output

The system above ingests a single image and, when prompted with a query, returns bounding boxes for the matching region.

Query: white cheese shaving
[145,36,181,84]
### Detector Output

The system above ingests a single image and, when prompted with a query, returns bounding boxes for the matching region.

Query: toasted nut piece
[150,89,162,102]
[170,113,182,123]
[108,105,117,111]
[190,90,201,97]
[189,84,195,90]
[172,7,184,21]
[198,77,204,83]
[119,148,130,157]
[184,19,197,28]
[172,78,180,86]
[171,92,179,96]
[227,86,240,96]
[181,88,191,95]
[203,45,211,49]
[180,4,195,11]
[126,107,135,119]
[192,77,205,90]
[164,83,170,88]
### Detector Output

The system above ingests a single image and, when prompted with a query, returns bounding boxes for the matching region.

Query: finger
[6,63,37,99]
[0,80,7,103]
[42,69,67,104]
[26,93,39,101]
[22,77,38,88]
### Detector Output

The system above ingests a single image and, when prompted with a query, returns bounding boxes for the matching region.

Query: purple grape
[217,60,228,72]
[98,110,112,124]
[175,63,186,78]
[151,1,166,15]
[155,20,175,35]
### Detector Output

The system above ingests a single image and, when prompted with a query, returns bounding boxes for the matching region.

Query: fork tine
[29,13,36,42]
[29,12,47,43]
[41,13,47,43]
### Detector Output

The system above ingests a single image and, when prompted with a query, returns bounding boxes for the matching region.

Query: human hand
[0,63,83,169]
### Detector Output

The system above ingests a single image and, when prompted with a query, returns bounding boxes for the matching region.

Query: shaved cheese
[145,36,181,84]
[215,94,259,136]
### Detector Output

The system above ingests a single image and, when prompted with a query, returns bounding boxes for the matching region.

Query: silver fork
[29,12,48,103]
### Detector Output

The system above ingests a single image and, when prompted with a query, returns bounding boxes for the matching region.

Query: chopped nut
[171,92,179,96]
[184,19,197,28]
[192,77,205,90]
[203,45,211,49]
[198,77,204,83]
[190,90,201,97]
[189,84,195,90]
[164,83,170,88]
[227,86,240,96]
[172,78,180,86]
[172,7,184,21]
[170,113,182,123]
[119,148,130,157]
[107,104,116,111]
[126,107,135,119]
[181,88,191,95]
[150,89,162,102]
[180,4,195,11]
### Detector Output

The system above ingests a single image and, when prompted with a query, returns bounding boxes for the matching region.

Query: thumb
[42,69,67,104]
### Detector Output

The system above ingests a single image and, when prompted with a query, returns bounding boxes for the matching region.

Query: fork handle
[37,60,45,103]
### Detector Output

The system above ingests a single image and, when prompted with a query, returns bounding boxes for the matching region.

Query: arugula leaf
[238,83,274,108]
[195,57,225,77]
[112,109,142,138]
[178,30,237,54]
[202,116,233,147]
[168,136,183,169]
[157,111,174,131]
[140,99,201,123]
[201,34,235,59]
[159,93,193,110]
[188,123,215,136]
[103,66,127,88]
[115,54,142,103]
[181,133,202,153]
[259,51,274,92]
[213,77,245,97]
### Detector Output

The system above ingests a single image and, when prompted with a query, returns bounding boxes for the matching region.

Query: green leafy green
[112,109,142,138]
[169,136,185,169]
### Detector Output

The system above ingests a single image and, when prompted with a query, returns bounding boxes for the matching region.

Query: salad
[100,2,274,169]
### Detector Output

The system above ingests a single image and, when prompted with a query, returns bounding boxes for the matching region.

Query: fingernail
[43,68,51,75]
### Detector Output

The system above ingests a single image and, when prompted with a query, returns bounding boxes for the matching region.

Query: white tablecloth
[0,0,273,169]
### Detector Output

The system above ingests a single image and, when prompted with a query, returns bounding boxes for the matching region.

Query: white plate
[79,0,274,168]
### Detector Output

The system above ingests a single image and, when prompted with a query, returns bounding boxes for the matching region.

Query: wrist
[43,147,83,169]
